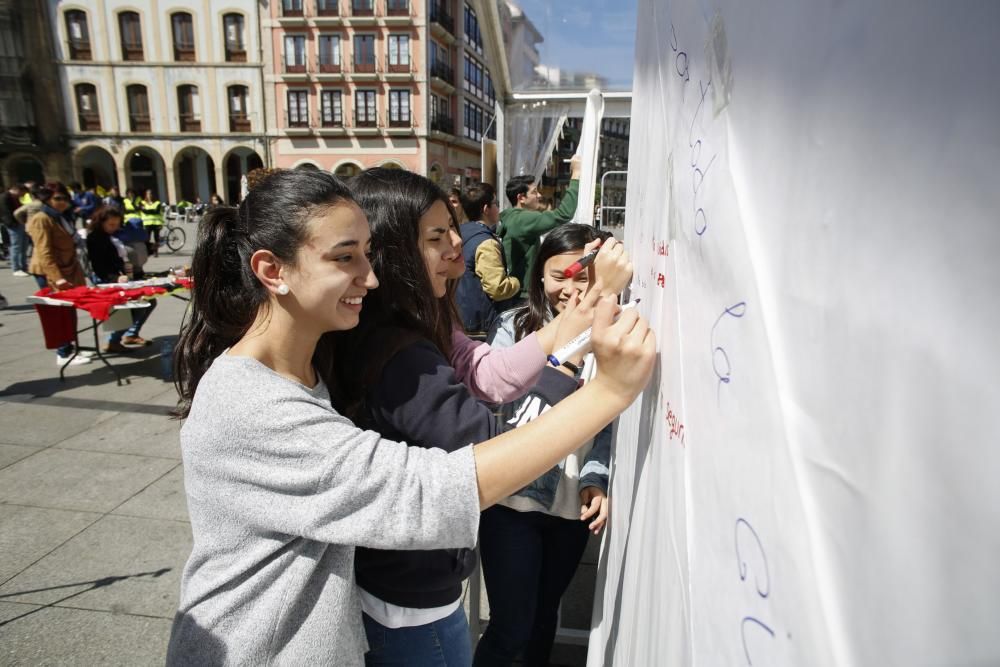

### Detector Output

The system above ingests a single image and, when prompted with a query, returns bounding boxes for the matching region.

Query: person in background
[86,207,156,353]
[26,182,90,365]
[70,182,99,227]
[2,183,29,276]
[139,188,164,257]
[102,186,125,213]
[121,188,148,278]
[475,224,622,667]
[19,181,35,205]
[448,186,467,225]
[499,156,581,300]
[456,181,519,334]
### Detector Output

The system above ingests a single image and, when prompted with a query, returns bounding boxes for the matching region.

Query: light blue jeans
[363,605,472,666]
[7,223,27,272]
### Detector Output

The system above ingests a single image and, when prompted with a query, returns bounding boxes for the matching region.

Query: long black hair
[319,167,459,421]
[173,169,355,418]
[512,223,613,342]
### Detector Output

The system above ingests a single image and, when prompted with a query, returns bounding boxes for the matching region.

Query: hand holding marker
[562,247,601,278]
[548,300,642,366]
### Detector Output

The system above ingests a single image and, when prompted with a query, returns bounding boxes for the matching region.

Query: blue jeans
[473,505,590,667]
[7,224,28,272]
[363,604,472,666]
[107,297,156,343]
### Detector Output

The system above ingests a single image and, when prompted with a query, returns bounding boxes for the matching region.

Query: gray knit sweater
[167,354,480,665]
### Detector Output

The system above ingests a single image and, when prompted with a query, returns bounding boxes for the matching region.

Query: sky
[510,0,638,91]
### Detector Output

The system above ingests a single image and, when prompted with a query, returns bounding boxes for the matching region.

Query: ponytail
[173,169,355,418]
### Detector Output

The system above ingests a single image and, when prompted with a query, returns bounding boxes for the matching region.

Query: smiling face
[418,200,462,298]
[542,250,591,313]
[281,202,379,333]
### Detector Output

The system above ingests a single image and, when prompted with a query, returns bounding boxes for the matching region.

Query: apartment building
[48,0,266,203]
[264,0,496,187]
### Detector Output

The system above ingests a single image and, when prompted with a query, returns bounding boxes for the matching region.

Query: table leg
[88,317,125,386]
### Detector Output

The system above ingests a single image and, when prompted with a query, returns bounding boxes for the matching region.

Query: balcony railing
[352,60,376,74]
[351,1,374,16]
[281,3,304,17]
[430,114,454,134]
[229,113,251,132]
[321,115,344,128]
[78,111,101,131]
[430,60,454,84]
[316,0,339,15]
[129,113,151,132]
[179,113,201,132]
[388,116,411,128]
[429,3,454,33]
[286,112,310,128]
[354,114,377,128]
[283,60,308,73]
[174,41,196,62]
[319,60,342,73]
[386,0,409,16]
[121,41,144,61]
[225,46,247,62]
[387,61,411,73]
[67,39,91,60]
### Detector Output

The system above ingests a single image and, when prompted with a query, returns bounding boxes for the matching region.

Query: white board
[590,2,1000,665]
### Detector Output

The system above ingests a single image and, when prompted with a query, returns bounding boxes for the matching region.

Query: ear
[249,249,286,296]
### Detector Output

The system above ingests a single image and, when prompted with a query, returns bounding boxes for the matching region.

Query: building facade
[48,0,266,203]
[264,0,495,187]
[1,0,71,185]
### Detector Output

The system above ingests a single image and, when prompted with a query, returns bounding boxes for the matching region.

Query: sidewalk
[0,243,595,665]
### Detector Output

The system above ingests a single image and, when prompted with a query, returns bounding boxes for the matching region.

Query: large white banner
[590,2,1000,665]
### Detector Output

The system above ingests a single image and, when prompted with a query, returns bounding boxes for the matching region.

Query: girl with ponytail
[167,168,656,665]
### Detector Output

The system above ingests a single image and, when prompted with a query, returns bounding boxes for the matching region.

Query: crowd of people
[0,179,205,362]
[165,162,653,667]
[4,163,650,666]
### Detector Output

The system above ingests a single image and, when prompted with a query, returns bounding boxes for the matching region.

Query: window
[74,83,100,131]
[430,95,453,134]
[284,35,307,72]
[126,84,150,132]
[228,85,250,131]
[282,0,303,17]
[321,90,343,126]
[486,72,495,107]
[386,0,409,15]
[287,90,309,127]
[430,42,452,83]
[354,89,376,126]
[171,13,195,61]
[388,90,410,126]
[387,35,409,72]
[464,55,484,98]
[351,0,374,16]
[64,10,91,60]
[118,11,143,61]
[317,0,339,16]
[318,35,341,72]
[177,85,200,132]
[353,35,375,73]
[463,4,482,53]
[463,100,492,141]
[223,14,246,62]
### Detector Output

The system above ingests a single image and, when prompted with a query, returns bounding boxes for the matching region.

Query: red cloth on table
[34,285,169,321]
[34,303,78,349]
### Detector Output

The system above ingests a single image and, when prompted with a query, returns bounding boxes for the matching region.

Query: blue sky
[512,0,638,90]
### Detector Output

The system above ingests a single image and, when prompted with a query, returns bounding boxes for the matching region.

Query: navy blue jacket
[455,222,515,333]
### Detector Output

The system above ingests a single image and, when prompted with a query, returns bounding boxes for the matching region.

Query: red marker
[563,248,601,278]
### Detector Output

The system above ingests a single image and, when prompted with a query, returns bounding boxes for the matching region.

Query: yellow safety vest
[140,199,164,227]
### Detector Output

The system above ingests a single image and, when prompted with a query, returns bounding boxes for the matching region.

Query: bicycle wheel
[165,226,186,253]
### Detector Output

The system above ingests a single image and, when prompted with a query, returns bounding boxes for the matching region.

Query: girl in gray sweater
[166,169,656,665]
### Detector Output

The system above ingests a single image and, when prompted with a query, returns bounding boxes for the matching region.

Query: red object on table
[33,301,78,349]
[33,285,169,322]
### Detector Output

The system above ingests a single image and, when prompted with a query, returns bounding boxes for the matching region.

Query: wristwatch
[561,360,582,377]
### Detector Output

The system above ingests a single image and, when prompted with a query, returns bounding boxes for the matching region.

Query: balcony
[316,0,340,15]
[350,1,374,16]
[354,114,377,128]
[78,112,101,132]
[386,0,409,16]
[430,60,454,84]
[350,60,378,79]
[281,3,304,17]
[121,41,144,61]
[387,61,411,74]
[229,113,251,132]
[174,41,196,62]
[179,113,201,132]
[67,39,91,61]
[285,112,311,133]
[429,3,454,39]
[320,116,344,128]
[388,116,411,128]
[283,61,309,76]
[225,46,247,62]
[129,113,151,132]
[318,61,342,74]
[430,114,454,135]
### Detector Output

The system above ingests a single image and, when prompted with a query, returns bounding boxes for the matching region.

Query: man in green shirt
[499,156,581,299]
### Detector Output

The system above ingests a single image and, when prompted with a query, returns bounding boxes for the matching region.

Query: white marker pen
[547,300,642,367]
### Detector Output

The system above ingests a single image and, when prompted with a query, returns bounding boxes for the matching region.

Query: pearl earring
[277,284,290,296]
